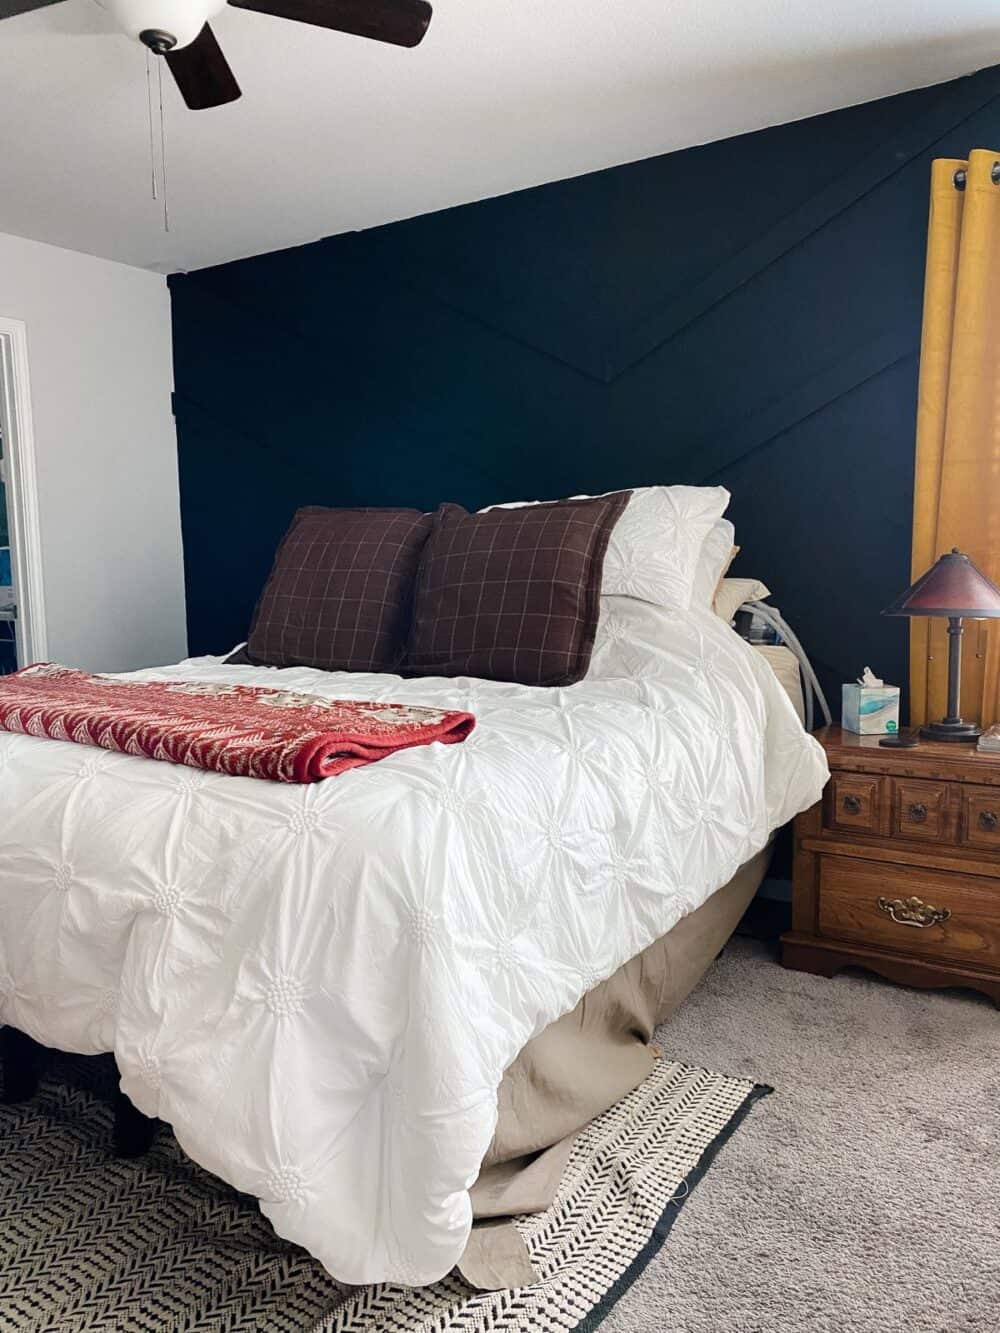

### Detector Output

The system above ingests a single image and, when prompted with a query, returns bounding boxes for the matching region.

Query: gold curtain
[910,149,1000,727]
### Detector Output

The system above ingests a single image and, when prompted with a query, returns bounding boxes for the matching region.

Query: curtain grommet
[955,163,1000,188]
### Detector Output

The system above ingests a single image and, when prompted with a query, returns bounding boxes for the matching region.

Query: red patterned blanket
[0,665,475,783]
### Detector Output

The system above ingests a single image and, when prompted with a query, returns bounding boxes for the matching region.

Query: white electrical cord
[739,600,832,731]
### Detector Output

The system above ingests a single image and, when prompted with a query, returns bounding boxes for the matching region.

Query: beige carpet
[600,935,1000,1333]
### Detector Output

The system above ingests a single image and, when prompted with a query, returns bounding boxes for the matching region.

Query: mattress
[0,602,827,1285]
[751,643,805,724]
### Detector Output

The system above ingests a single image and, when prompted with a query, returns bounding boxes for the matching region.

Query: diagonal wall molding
[605,68,1000,382]
[171,65,999,699]
[677,328,918,484]
[186,66,1000,394]
[364,66,1000,386]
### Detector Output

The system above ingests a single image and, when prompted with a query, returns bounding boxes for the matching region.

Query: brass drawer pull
[907,802,928,823]
[842,794,862,815]
[877,895,951,929]
[978,810,998,832]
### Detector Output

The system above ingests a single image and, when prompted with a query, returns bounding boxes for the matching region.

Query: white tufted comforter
[0,600,827,1284]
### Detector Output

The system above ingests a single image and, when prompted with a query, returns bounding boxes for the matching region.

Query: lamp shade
[883,549,1000,619]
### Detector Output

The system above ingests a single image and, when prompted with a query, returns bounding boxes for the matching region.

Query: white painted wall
[0,230,186,672]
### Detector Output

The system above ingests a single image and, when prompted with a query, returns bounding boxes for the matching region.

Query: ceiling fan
[0,0,433,108]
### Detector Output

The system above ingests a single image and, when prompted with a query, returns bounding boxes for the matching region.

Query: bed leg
[113,1088,158,1158]
[1,1027,41,1104]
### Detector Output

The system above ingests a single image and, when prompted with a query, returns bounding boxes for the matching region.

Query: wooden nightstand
[782,727,1000,1005]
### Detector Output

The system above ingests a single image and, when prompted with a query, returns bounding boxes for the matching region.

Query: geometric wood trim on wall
[682,328,919,484]
[609,70,1000,384]
[355,67,1000,387]
[169,62,1000,706]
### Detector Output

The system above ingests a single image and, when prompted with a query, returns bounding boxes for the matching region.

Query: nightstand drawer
[818,857,1000,968]
[960,786,1000,851]
[824,774,883,835]
[891,778,953,843]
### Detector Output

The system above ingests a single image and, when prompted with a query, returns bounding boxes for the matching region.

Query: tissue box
[842,683,900,735]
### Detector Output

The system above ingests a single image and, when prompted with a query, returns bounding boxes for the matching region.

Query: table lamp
[883,548,1000,742]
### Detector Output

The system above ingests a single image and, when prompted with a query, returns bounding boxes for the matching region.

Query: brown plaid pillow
[407,495,630,686]
[241,506,433,673]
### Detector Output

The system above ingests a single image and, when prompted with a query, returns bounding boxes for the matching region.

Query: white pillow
[714,577,770,624]
[483,485,730,609]
[691,518,736,608]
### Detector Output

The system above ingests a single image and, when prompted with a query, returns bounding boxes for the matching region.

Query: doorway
[0,318,46,671]
[0,423,15,673]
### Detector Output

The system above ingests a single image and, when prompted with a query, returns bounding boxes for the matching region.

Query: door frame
[0,317,47,666]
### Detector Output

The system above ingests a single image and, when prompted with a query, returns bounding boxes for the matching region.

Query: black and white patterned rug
[0,1052,768,1333]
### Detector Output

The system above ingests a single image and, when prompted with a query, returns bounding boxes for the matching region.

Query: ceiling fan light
[99,0,227,49]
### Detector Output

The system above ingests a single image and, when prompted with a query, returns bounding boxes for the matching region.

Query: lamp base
[919,719,982,744]
[879,732,920,748]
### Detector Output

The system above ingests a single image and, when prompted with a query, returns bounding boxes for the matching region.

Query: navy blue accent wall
[170,66,1000,715]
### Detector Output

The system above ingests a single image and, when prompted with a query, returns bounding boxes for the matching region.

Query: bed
[0,583,827,1288]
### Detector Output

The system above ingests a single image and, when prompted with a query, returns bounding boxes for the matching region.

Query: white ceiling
[2,0,1000,274]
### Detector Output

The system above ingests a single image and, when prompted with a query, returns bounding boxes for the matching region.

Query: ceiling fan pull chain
[156,55,170,233]
[145,48,158,202]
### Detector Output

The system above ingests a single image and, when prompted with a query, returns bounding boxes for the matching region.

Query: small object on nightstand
[782,726,1000,1006]
[878,731,920,748]
[882,548,1000,743]
[842,666,900,736]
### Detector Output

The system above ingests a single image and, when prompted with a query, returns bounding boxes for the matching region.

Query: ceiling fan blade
[0,0,66,19]
[228,0,432,48]
[164,23,242,110]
